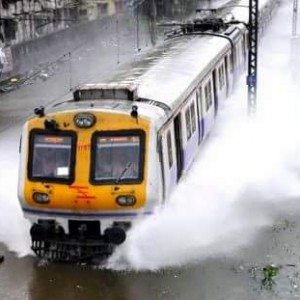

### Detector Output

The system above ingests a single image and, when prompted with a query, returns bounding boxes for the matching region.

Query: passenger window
[197,87,203,113]
[245,33,249,50]
[229,53,234,72]
[221,65,225,87]
[235,45,239,65]
[167,131,173,168]
[190,103,196,133]
[204,85,209,110]
[208,81,213,106]
[218,67,222,88]
[185,108,192,140]
[204,81,213,111]
[218,65,225,89]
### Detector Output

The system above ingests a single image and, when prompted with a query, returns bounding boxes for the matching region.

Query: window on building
[98,2,108,15]
[3,19,17,41]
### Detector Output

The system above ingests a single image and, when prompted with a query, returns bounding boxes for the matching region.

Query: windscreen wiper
[115,162,132,184]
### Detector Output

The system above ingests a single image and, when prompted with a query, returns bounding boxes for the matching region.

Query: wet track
[1,1,300,299]
[2,215,300,300]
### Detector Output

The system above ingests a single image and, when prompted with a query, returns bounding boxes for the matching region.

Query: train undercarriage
[30,220,128,262]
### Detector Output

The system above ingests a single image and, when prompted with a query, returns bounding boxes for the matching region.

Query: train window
[204,81,213,111]
[197,87,203,112]
[218,65,225,89]
[185,108,192,140]
[204,86,208,109]
[229,53,234,73]
[242,36,246,58]
[190,103,196,133]
[28,131,76,183]
[196,90,199,104]
[218,68,222,88]
[91,130,145,184]
[167,131,173,168]
[235,44,239,65]
[245,32,249,50]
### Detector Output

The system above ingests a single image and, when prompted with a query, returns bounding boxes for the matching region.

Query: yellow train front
[17,85,162,261]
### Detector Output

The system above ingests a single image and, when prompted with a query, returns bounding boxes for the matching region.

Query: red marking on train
[78,144,91,152]
[70,186,88,189]
[70,185,96,201]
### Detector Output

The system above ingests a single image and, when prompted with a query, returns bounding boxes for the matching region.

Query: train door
[174,113,183,181]
[212,69,218,116]
[159,126,177,200]
[158,136,166,200]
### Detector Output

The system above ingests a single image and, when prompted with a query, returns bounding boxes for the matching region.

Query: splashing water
[107,2,300,270]
[0,126,31,255]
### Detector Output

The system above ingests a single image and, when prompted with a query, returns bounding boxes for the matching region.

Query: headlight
[74,113,96,128]
[33,192,49,204]
[116,195,136,206]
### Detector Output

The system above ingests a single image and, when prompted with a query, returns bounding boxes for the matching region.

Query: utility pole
[136,3,140,52]
[247,0,258,115]
[292,0,298,37]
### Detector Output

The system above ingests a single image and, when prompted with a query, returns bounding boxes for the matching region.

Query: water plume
[107,1,300,270]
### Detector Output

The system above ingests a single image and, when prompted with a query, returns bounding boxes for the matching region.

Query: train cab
[17,85,164,260]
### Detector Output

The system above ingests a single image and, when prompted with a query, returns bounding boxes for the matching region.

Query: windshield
[92,131,145,184]
[29,132,75,183]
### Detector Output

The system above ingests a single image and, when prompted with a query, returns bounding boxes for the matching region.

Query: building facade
[0,0,123,46]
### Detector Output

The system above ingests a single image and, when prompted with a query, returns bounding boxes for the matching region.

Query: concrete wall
[0,0,196,81]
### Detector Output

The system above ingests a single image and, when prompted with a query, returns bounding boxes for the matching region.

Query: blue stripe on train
[23,207,153,218]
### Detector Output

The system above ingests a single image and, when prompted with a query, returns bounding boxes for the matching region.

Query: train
[17,0,279,261]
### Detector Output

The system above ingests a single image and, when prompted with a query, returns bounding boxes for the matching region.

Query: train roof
[37,0,275,129]
[75,32,233,114]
